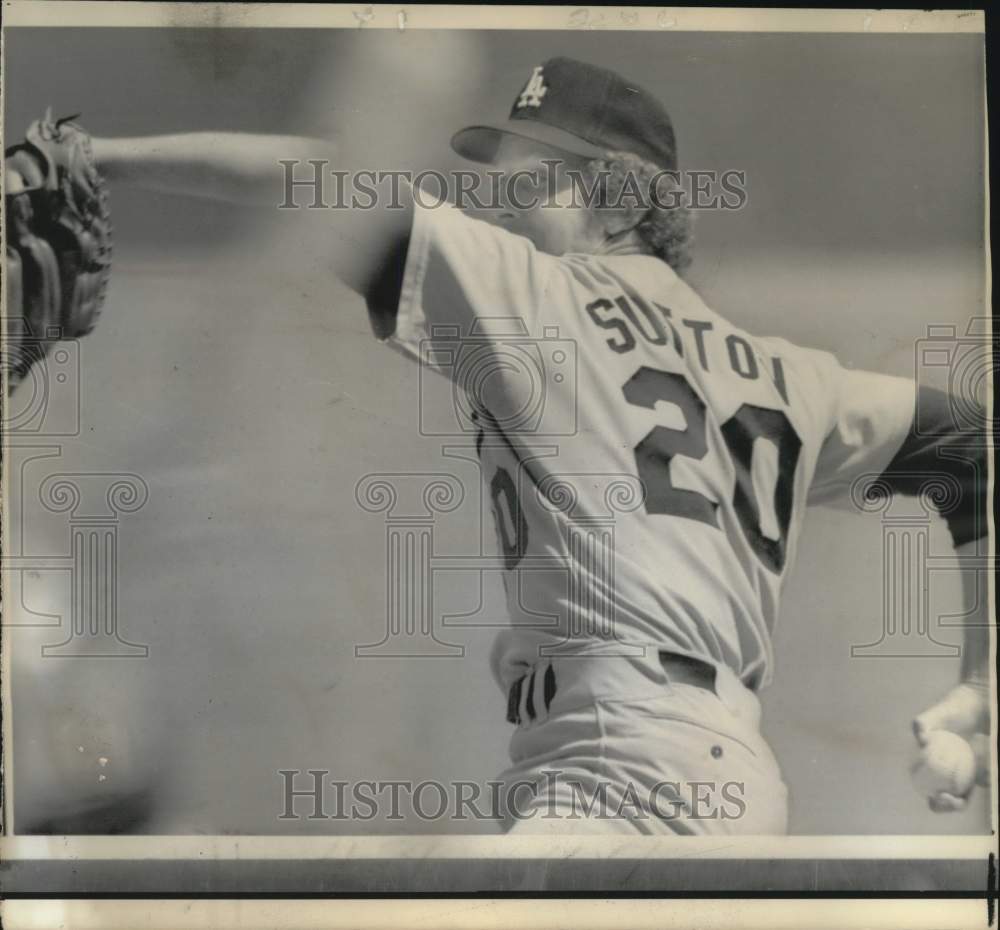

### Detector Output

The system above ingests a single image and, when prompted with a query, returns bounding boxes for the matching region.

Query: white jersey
[377,203,917,692]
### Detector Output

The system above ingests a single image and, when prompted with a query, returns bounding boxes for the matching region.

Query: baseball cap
[451,57,678,171]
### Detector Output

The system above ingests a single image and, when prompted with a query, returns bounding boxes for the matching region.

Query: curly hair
[574,150,693,273]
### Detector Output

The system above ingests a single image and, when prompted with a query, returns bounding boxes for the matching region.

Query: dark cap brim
[451,120,605,165]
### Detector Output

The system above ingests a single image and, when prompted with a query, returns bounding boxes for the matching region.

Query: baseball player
[5,58,990,834]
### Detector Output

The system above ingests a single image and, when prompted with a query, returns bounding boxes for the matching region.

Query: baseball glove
[4,110,111,390]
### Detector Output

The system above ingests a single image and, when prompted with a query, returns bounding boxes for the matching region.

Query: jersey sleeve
[807,366,916,506]
[808,364,987,546]
[365,200,556,376]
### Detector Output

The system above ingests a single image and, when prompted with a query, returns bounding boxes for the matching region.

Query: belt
[505,651,717,725]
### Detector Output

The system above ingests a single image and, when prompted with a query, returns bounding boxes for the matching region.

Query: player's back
[481,250,847,691]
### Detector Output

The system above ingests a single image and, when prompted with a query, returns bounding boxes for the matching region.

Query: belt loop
[507,662,558,727]
[506,675,524,724]
[524,670,537,721]
[543,662,556,711]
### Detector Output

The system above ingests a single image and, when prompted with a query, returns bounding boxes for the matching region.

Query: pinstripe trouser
[497,653,789,835]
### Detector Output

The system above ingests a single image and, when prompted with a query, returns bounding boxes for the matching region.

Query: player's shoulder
[554,251,684,302]
[734,323,847,380]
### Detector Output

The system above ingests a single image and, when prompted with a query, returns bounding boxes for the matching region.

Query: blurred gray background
[4,27,988,835]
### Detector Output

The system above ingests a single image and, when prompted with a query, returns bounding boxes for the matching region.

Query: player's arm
[876,387,989,687]
[810,372,991,811]
[91,131,412,296]
[90,128,557,402]
[885,388,992,811]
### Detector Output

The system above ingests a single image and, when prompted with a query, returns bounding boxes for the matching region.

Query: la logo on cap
[517,66,547,109]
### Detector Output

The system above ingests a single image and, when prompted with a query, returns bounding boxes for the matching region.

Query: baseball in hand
[911,730,976,798]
